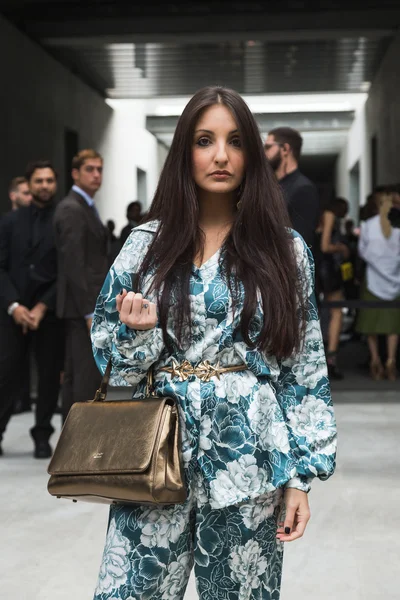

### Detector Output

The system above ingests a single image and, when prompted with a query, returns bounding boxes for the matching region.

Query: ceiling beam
[147,112,355,135]
[42,29,394,46]
[29,9,399,45]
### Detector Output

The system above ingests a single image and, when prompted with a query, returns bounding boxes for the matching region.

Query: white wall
[96,100,165,233]
[335,101,370,222]
[366,30,400,185]
[0,14,113,215]
[336,31,400,219]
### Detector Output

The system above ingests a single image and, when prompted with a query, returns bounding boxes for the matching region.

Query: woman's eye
[196,137,211,147]
[230,137,242,148]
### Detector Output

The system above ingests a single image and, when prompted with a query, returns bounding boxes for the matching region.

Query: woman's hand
[276,488,311,543]
[116,289,158,331]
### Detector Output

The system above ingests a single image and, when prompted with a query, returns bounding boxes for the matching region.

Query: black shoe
[0,445,3,456]
[328,363,344,380]
[34,440,52,459]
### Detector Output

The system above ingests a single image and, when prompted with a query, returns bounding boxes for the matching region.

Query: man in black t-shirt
[265,127,319,250]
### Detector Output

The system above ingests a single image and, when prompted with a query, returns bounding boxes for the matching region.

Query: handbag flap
[48,397,171,475]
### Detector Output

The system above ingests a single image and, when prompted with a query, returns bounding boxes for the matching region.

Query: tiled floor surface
[1,396,399,599]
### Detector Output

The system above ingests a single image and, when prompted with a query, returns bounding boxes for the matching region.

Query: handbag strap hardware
[94,358,156,402]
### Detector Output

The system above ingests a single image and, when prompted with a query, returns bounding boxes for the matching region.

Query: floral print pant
[93,474,284,600]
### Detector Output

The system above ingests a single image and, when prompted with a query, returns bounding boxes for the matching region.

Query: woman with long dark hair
[91,86,336,600]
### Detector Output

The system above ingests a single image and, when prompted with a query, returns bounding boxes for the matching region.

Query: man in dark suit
[54,149,108,421]
[0,161,63,458]
[3,177,33,415]
[265,127,319,250]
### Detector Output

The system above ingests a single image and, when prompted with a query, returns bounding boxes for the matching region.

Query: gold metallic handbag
[47,360,187,506]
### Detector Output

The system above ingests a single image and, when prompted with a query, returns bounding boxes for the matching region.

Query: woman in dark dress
[318,198,350,379]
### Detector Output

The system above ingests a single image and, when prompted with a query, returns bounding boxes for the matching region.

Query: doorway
[64,129,79,194]
[137,168,147,207]
[349,161,360,222]
[371,135,377,191]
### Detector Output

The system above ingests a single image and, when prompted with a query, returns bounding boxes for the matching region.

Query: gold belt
[159,359,247,383]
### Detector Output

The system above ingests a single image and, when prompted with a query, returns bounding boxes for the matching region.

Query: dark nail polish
[285,527,291,534]
[119,290,123,295]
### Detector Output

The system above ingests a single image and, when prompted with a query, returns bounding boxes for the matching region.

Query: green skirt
[356,287,400,335]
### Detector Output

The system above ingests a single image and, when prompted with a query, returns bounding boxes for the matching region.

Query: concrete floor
[1,394,399,600]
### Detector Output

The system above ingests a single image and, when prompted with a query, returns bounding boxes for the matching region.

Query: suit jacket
[0,204,58,313]
[53,189,108,319]
[279,169,319,250]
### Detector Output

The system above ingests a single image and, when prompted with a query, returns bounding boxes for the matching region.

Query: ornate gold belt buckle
[166,359,194,381]
[196,360,222,382]
[161,359,246,382]
[164,359,223,382]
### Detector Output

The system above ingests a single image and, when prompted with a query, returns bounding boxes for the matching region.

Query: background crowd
[0,128,399,460]
[0,150,145,459]
[264,127,400,383]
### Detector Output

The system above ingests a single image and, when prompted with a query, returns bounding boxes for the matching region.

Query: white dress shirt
[358,215,400,300]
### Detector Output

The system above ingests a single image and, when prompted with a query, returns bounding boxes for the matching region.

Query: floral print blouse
[91,220,337,510]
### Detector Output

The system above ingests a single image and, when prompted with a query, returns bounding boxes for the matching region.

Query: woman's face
[192,104,245,196]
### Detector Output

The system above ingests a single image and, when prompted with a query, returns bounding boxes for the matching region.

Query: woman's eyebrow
[194,129,239,134]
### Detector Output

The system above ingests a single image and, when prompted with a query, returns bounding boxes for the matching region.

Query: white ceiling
[143,92,365,156]
[143,92,367,116]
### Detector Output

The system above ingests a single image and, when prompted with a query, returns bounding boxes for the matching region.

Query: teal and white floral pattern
[210,455,270,508]
[247,384,290,454]
[93,476,284,600]
[95,519,132,595]
[286,395,336,455]
[239,489,283,531]
[92,220,336,507]
[229,539,269,600]
[91,220,337,599]
[138,502,191,549]
[159,552,192,600]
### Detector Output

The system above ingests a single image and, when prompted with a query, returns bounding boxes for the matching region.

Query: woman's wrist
[285,475,312,493]
[116,322,157,342]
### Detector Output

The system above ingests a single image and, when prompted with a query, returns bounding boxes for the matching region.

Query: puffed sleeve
[91,227,164,388]
[273,234,337,492]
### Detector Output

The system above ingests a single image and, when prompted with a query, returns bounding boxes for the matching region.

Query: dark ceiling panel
[2,1,400,41]
[0,0,398,98]
[3,0,400,20]
[47,37,392,98]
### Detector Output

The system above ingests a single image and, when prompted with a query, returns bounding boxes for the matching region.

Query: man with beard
[0,161,63,458]
[265,127,319,250]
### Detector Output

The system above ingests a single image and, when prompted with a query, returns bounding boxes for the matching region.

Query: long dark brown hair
[138,86,306,359]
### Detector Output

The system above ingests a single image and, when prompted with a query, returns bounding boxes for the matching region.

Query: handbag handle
[93,359,156,402]
[93,270,157,402]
